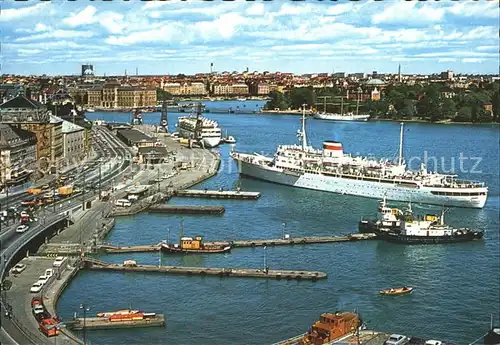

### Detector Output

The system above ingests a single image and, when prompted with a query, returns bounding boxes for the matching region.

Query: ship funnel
[323,141,343,158]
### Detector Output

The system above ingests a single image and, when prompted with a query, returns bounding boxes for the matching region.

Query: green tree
[264,91,290,110]
[456,106,472,122]
[441,98,457,118]
[157,88,173,100]
[288,87,316,109]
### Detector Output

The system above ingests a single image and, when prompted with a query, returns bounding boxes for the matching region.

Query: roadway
[0,125,133,345]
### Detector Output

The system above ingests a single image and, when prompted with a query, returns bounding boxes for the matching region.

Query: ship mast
[398,122,404,166]
[301,104,307,150]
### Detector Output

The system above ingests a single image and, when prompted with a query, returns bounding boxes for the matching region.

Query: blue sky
[1,0,498,76]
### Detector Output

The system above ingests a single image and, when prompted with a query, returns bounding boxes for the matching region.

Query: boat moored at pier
[231,106,488,208]
[274,311,364,345]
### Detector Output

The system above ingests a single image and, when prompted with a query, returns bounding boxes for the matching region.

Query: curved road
[0,125,132,345]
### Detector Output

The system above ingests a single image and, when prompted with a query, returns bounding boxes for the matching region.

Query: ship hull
[378,231,484,244]
[313,113,370,121]
[160,244,231,254]
[236,160,487,209]
[178,128,221,148]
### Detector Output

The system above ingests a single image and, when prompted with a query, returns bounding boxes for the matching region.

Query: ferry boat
[176,107,221,148]
[231,106,488,208]
[273,311,364,345]
[375,204,484,244]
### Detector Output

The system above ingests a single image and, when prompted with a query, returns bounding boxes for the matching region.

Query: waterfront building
[0,124,37,185]
[84,80,156,108]
[60,117,86,165]
[116,129,156,149]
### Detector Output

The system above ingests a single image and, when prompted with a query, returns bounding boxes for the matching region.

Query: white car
[53,256,66,267]
[45,268,54,278]
[16,225,30,233]
[32,305,44,315]
[30,282,43,293]
[10,263,26,274]
[38,275,49,284]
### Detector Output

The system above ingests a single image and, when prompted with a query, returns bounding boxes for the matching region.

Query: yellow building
[85,80,156,108]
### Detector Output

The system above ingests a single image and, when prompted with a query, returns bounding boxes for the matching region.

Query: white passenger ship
[176,116,222,148]
[231,107,488,208]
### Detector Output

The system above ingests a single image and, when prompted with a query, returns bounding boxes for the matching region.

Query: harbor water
[58,102,500,344]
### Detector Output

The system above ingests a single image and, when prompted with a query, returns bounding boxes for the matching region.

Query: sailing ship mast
[398,122,404,166]
[301,104,308,150]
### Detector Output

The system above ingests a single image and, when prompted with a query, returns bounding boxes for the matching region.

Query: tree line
[264,81,500,123]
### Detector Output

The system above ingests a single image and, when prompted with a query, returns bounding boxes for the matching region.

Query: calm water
[58,102,500,344]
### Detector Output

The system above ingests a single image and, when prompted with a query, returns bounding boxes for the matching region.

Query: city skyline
[1,0,499,76]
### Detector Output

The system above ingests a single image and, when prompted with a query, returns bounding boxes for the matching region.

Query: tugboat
[359,196,403,233]
[273,311,364,345]
[160,220,231,254]
[375,203,484,244]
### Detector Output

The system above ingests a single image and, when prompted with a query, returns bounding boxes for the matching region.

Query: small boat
[96,309,141,317]
[160,220,231,254]
[224,136,236,144]
[380,287,413,295]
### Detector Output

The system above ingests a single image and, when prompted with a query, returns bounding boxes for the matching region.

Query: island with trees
[263,81,500,124]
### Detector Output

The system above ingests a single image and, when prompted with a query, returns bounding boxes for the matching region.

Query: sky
[0,0,499,76]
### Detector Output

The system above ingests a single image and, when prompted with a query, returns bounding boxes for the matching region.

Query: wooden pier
[68,314,166,330]
[98,234,377,254]
[148,205,225,214]
[174,189,261,200]
[82,258,327,281]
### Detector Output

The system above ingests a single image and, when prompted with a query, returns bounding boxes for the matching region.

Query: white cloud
[246,3,265,16]
[0,3,50,22]
[99,12,126,34]
[448,1,500,18]
[462,58,483,63]
[326,3,354,16]
[372,2,445,25]
[476,45,499,51]
[63,5,97,27]
[15,30,95,42]
[34,23,49,32]
[438,58,457,63]
[17,49,42,56]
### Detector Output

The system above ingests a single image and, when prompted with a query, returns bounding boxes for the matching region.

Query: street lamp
[79,303,90,345]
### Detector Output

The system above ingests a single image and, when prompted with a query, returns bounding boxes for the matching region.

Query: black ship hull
[379,231,484,244]
[484,328,500,345]
[358,220,399,234]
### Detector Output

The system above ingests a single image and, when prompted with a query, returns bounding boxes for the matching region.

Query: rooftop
[117,129,155,143]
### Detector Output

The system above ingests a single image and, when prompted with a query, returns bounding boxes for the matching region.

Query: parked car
[52,256,66,267]
[32,305,44,316]
[45,268,54,278]
[10,263,27,274]
[16,225,30,233]
[31,297,42,307]
[385,334,408,345]
[30,282,43,293]
[38,275,49,285]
